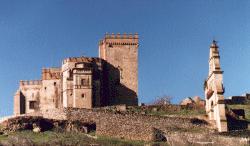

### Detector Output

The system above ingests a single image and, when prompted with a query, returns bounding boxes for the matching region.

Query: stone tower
[61,57,102,109]
[204,40,228,132]
[99,33,139,105]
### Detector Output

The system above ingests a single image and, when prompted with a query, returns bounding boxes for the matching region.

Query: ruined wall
[14,68,62,116]
[61,108,209,141]
[98,114,209,141]
[37,108,67,120]
[18,80,42,114]
[226,95,249,104]
[36,107,206,141]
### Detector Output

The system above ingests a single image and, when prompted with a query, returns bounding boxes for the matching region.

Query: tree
[152,95,172,105]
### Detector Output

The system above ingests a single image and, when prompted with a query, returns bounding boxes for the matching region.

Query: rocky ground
[0,126,249,146]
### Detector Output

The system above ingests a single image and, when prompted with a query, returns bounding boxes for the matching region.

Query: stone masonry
[99,33,139,105]
[204,40,228,132]
[14,33,139,115]
[29,107,211,142]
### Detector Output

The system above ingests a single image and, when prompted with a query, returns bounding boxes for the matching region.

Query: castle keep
[14,33,139,115]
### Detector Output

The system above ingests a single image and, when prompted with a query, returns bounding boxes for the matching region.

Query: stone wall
[40,79,61,111]
[31,107,209,141]
[226,95,250,104]
[39,108,67,120]
[60,108,210,141]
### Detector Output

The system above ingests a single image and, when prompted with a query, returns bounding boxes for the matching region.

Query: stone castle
[14,33,139,115]
[11,36,249,134]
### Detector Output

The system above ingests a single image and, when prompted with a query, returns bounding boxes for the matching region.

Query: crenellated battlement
[104,32,138,39]
[42,67,61,80]
[99,33,139,46]
[42,68,61,72]
[62,57,102,64]
[20,80,42,86]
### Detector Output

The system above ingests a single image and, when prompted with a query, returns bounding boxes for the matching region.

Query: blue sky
[0,0,249,117]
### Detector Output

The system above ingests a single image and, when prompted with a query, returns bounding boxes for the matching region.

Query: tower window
[81,79,86,85]
[81,93,85,98]
[108,43,113,47]
[29,101,36,109]
[117,66,123,79]
[54,82,56,86]
[81,78,89,86]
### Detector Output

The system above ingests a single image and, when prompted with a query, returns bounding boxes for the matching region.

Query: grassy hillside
[127,105,206,117]
[0,131,168,146]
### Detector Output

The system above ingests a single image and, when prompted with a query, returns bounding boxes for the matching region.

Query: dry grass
[0,130,169,146]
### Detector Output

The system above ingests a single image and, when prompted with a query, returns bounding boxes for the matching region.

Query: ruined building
[204,40,228,132]
[14,33,139,115]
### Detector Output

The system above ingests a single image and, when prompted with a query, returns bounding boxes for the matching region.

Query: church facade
[14,33,139,115]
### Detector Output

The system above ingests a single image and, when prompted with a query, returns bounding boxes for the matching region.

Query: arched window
[80,78,89,86]
[81,79,86,85]
[117,66,123,79]
[211,101,214,106]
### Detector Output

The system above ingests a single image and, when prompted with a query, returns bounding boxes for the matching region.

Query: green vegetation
[146,109,205,116]
[97,136,145,146]
[0,125,3,130]
[0,135,7,141]
[228,104,250,121]
[128,106,206,117]
[0,130,168,146]
[168,108,206,116]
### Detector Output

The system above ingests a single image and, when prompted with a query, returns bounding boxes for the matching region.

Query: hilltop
[0,104,249,146]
